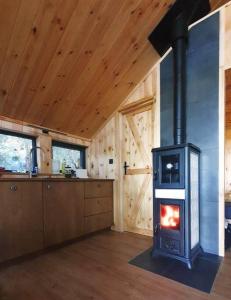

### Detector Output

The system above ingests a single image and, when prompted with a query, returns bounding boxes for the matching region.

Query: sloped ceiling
[0,0,228,138]
[210,0,230,11]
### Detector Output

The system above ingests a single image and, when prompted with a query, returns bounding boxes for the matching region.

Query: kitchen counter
[0,176,113,182]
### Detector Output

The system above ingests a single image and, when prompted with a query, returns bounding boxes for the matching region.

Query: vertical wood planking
[87,68,158,235]
[224,3,231,69]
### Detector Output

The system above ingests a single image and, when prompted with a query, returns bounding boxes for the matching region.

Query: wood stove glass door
[160,204,180,230]
[154,148,184,189]
[155,199,184,256]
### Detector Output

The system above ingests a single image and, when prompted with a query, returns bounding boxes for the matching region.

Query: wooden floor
[0,231,230,300]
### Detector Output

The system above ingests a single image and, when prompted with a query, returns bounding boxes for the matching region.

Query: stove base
[130,247,222,293]
[152,246,203,269]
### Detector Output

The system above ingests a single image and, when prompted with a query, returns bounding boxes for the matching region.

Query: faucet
[29,146,46,178]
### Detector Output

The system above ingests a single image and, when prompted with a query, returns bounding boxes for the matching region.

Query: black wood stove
[152,143,201,269]
[148,0,211,269]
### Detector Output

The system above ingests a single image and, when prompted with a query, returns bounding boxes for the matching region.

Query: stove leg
[187,260,193,270]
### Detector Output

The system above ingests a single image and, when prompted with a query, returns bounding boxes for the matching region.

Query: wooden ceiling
[0,0,228,139]
[210,0,230,11]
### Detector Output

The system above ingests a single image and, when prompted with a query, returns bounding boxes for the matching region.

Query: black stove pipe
[172,13,188,145]
[148,0,211,145]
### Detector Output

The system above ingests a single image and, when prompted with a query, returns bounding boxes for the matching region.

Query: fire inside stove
[160,204,180,230]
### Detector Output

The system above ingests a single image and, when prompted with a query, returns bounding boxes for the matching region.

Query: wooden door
[120,97,154,236]
[44,181,84,246]
[0,182,43,262]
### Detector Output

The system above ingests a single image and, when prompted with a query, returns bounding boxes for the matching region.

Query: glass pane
[161,154,180,184]
[0,133,33,173]
[53,146,81,171]
[160,204,180,230]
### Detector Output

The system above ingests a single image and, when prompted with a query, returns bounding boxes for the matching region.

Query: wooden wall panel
[225,129,231,198]
[225,3,231,69]
[87,117,116,179]
[225,69,231,128]
[87,68,159,235]
[225,68,231,197]
[224,3,231,198]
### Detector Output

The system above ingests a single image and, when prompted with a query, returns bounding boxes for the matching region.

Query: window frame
[0,129,37,173]
[52,140,86,169]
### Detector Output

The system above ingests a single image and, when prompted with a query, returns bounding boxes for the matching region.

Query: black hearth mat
[129,248,222,293]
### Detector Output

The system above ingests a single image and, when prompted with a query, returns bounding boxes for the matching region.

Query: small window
[52,141,86,171]
[0,129,36,173]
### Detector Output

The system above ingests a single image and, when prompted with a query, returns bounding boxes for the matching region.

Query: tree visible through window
[0,131,35,173]
[52,141,86,171]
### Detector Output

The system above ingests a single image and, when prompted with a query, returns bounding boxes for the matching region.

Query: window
[0,129,36,173]
[52,141,86,171]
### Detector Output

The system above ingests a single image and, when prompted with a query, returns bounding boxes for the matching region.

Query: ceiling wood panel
[210,0,230,11]
[0,0,174,138]
[35,0,127,127]
[0,0,225,138]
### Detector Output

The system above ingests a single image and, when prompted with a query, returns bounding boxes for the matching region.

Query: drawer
[84,197,113,216]
[84,181,113,198]
[84,212,113,234]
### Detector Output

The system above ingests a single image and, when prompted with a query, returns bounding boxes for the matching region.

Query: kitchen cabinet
[84,181,113,234]
[84,197,113,216]
[43,181,84,246]
[84,212,113,234]
[0,182,43,262]
[0,179,113,262]
[85,181,113,198]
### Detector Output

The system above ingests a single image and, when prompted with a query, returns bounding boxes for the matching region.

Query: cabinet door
[84,197,113,216]
[84,212,113,234]
[44,182,84,247]
[84,181,113,198]
[0,182,43,262]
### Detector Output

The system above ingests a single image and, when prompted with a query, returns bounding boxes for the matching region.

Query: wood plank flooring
[0,231,230,300]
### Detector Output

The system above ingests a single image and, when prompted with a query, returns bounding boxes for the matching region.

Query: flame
[161,205,180,228]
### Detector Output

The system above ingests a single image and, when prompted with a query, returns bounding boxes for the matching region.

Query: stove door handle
[154,224,159,234]
[154,170,158,181]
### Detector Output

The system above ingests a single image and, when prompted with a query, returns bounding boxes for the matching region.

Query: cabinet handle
[10,185,17,192]
[47,184,51,189]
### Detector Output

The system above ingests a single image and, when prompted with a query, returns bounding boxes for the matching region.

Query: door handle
[123,161,130,175]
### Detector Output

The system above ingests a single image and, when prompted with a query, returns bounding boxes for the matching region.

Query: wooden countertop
[0,177,113,182]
